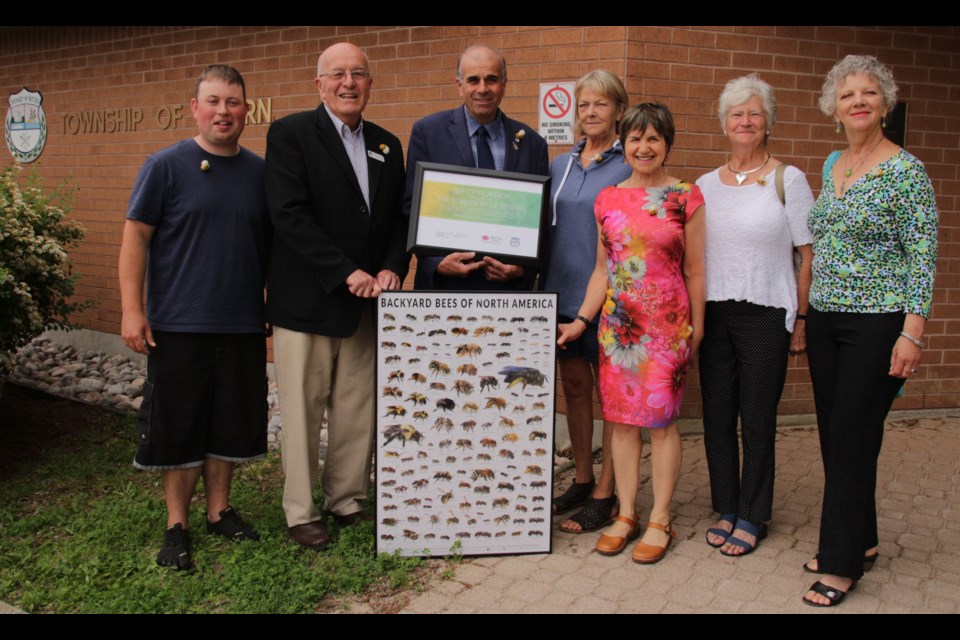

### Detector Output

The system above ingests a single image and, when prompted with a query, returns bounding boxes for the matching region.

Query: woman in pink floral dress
[559,103,705,563]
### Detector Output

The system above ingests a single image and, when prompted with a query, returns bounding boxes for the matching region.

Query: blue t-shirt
[127,139,270,333]
[543,139,631,319]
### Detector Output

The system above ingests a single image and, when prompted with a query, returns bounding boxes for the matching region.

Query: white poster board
[375,291,557,557]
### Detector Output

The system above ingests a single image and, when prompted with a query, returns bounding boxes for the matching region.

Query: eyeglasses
[318,69,371,82]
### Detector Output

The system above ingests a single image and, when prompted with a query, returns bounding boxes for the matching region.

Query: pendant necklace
[839,136,883,195]
[727,154,770,186]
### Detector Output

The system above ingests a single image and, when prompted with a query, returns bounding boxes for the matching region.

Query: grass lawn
[0,383,442,613]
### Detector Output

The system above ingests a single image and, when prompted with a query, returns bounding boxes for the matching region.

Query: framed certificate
[406,162,550,267]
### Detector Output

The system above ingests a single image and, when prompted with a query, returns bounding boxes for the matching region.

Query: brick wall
[2,25,957,417]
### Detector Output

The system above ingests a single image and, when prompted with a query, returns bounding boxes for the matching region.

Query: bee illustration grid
[375,291,557,557]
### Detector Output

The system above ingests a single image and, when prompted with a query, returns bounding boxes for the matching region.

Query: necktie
[475,125,495,170]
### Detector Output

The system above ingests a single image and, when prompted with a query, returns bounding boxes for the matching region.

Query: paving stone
[442,602,478,614]
[403,592,452,613]
[454,562,492,584]
[566,594,617,614]
[664,584,715,608]
[503,578,553,603]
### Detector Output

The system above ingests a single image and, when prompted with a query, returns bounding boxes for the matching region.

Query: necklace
[727,154,770,186]
[839,136,883,195]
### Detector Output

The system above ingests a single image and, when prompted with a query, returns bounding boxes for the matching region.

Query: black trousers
[699,301,790,523]
[806,307,904,580]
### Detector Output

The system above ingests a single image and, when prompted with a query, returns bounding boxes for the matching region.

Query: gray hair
[456,44,507,83]
[718,73,776,130]
[818,54,898,117]
[574,69,629,139]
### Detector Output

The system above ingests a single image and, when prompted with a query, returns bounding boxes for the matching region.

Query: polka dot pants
[699,300,790,523]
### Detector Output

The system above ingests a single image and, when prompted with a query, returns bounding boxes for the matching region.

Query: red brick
[716,33,758,52]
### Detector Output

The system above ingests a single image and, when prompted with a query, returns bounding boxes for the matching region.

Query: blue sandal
[705,513,737,548]
[720,519,768,556]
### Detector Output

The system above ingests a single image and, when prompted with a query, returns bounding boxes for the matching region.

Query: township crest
[5,88,47,163]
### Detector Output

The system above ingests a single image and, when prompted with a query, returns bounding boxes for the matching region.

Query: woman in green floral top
[803,55,939,608]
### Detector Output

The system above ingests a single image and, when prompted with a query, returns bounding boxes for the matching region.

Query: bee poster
[375,291,557,557]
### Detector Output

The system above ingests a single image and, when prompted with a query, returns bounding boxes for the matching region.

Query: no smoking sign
[538,82,575,145]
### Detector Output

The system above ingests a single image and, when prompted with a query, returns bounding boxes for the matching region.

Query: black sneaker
[157,523,194,570]
[206,507,260,541]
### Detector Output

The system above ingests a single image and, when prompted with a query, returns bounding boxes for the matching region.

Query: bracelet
[899,331,925,349]
[795,314,807,320]
[575,314,591,326]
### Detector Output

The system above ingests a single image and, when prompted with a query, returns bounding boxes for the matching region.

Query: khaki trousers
[273,308,375,526]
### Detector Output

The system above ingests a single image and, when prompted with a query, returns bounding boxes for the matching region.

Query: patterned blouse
[809,149,938,317]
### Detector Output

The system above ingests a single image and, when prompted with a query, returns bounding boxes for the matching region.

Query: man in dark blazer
[265,42,407,550]
[404,44,549,291]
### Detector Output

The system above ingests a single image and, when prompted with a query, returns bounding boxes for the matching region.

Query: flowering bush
[0,164,87,374]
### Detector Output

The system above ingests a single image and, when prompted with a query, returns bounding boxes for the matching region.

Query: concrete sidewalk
[401,414,960,614]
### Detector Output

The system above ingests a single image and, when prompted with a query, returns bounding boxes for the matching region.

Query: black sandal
[552,479,595,515]
[559,495,618,534]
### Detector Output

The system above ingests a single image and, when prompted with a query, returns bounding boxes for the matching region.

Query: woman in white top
[695,74,814,557]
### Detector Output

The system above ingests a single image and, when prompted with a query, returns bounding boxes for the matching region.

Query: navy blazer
[265,106,408,337]
[403,107,549,291]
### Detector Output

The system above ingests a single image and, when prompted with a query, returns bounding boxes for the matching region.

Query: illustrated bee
[477,453,492,461]
[531,315,548,323]
[457,363,478,376]
[498,331,513,337]
[485,397,507,411]
[525,465,544,476]
[493,515,511,525]
[532,402,546,411]
[455,439,473,451]
[479,376,499,392]
[384,451,400,458]
[439,490,454,504]
[516,505,528,513]
[381,492,393,499]
[471,468,495,481]
[456,343,482,358]
[410,372,427,384]
[383,326,396,333]
[403,529,419,540]
[496,352,510,359]
[467,316,477,322]
[459,501,472,510]
[453,380,474,396]
[460,420,476,432]
[474,485,490,494]
[473,326,495,337]
[381,341,396,350]
[382,424,423,447]
[447,514,460,526]
[510,317,524,324]
[430,382,447,391]
[479,438,497,448]
[381,466,396,474]
[495,531,506,538]
[535,448,547,457]
[382,386,402,398]
[445,455,457,464]
[403,498,422,507]
[384,405,406,417]
[435,398,456,412]
[438,439,452,450]
[530,480,547,488]
[380,534,395,541]
[526,415,543,425]
[408,357,421,365]
[406,392,428,406]
[412,410,429,421]
[476,531,491,538]
[532,496,545,503]
[512,404,526,414]
[400,326,414,333]
[431,417,453,432]
[481,422,493,430]
[428,328,447,337]
[429,360,451,377]
[499,417,515,429]
[384,504,398,511]
[406,516,420,524]
[385,355,401,363]
[521,449,532,457]
[446,315,462,322]
[529,431,547,441]
[498,449,515,459]
[412,479,429,490]
[425,314,440,322]
[429,514,440,525]
[529,530,543,536]
[455,532,471,539]
[451,327,469,336]
[458,481,472,489]
[497,482,514,491]
[387,370,404,383]
[499,366,548,390]
[383,313,396,322]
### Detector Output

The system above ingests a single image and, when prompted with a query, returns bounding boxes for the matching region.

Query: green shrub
[0,163,87,374]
